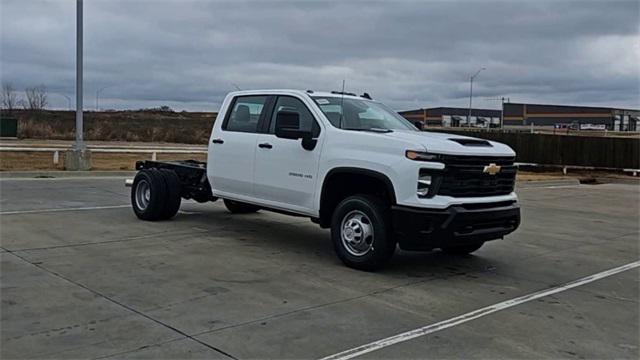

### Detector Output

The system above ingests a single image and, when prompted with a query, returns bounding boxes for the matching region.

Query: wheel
[131,169,167,221]
[331,195,396,271]
[223,199,260,214]
[441,242,485,255]
[158,169,182,220]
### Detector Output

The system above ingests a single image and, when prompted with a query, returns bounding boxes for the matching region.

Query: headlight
[406,150,440,161]
[417,173,432,197]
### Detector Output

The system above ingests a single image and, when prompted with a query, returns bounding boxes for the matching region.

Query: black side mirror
[274,111,317,150]
[275,111,309,139]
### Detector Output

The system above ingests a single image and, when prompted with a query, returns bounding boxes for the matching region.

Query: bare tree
[25,85,48,110]
[1,82,19,111]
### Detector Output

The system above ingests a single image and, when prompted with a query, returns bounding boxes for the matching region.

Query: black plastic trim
[391,201,520,251]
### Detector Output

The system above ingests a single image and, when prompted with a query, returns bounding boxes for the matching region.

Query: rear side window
[269,96,320,137]
[224,96,268,133]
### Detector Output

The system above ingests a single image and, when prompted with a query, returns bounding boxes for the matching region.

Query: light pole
[467,67,485,128]
[61,93,72,110]
[74,0,84,150]
[66,0,91,170]
[96,86,111,111]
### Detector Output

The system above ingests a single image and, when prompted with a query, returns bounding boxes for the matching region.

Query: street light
[96,86,111,111]
[74,0,84,150]
[59,93,72,110]
[467,67,486,128]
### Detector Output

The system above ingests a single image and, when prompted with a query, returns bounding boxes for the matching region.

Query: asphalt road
[1,177,638,359]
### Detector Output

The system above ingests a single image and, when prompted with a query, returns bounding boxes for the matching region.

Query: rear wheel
[223,199,260,214]
[158,169,182,220]
[331,195,395,271]
[441,242,485,255]
[131,169,167,221]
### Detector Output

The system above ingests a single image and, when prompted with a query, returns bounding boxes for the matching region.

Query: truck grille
[436,155,516,197]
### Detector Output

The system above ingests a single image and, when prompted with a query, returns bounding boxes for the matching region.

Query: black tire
[441,242,485,255]
[223,199,260,214]
[331,195,396,271]
[158,169,182,220]
[131,169,167,221]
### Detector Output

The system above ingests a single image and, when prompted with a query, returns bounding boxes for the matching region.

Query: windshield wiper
[343,127,393,133]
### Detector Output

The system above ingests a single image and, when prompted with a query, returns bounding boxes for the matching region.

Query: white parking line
[320,260,640,360]
[0,205,130,215]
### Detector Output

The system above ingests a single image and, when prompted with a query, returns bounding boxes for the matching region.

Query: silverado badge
[483,163,501,175]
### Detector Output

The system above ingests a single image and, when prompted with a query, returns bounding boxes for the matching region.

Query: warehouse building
[503,103,638,131]
[400,107,502,128]
[400,103,639,131]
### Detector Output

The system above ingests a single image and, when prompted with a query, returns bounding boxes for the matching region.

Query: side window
[269,96,320,137]
[224,96,267,133]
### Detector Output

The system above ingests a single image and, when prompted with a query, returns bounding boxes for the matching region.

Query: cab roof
[226,89,373,101]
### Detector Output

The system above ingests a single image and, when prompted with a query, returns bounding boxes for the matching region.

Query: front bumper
[391,201,520,251]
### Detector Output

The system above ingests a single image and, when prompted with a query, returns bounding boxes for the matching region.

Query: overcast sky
[1,0,639,111]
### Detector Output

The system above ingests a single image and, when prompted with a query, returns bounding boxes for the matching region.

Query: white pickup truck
[127,89,520,270]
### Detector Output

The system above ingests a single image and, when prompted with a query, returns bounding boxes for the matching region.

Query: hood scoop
[449,138,492,147]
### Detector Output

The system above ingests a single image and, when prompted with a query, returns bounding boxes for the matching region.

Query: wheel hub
[340,210,374,256]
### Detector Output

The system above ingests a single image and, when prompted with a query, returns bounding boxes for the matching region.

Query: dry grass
[0,152,66,170]
[6,110,216,144]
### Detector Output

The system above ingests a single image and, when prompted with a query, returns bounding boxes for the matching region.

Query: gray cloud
[1,0,639,111]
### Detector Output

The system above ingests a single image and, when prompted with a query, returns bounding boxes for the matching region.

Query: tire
[331,195,396,271]
[158,169,182,220]
[441,242,485,255]
[223,199,260,214]
[131,169,167,221]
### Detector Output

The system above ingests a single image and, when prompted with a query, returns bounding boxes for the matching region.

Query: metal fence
[430,129,640,169]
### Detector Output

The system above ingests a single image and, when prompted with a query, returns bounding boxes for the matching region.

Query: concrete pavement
[1,177,638,359]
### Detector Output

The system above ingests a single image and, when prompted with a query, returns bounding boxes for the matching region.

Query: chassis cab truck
[128,90,520,270]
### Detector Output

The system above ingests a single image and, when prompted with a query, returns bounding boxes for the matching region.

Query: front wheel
[441,242,485,255]
[331,195,396,271]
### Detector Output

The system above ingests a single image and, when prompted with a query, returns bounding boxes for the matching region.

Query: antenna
[338,79,345,129]
[231,83,241,91]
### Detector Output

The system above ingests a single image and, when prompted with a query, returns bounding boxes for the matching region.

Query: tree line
[1,82,48,111]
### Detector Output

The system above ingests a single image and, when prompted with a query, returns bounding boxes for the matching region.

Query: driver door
[253,96,323,214]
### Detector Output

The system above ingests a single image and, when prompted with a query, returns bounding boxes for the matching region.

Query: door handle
[212,138,224,144]
[258,143,273,149]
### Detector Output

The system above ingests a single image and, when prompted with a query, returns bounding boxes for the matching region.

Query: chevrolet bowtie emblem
[483,163,501,175]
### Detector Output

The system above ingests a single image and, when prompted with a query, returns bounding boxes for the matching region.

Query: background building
[400,107,502,128]
[504,103,638,131]
[401,103,639,131]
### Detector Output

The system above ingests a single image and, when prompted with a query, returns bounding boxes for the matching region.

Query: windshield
[311,96,417,131]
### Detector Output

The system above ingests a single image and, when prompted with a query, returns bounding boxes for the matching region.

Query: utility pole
[96,86,110,111]
[467,67,485,128]
[66,0,91,170]
[75,0,84,149]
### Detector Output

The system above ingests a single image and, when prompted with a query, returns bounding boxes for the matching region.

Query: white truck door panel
[209,95,268,197]
[253,96,323,213]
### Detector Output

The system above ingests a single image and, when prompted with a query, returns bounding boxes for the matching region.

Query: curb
[0,170,137,179]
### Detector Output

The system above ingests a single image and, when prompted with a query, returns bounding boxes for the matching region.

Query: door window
[224,96,268,133]
[269,96,320,137]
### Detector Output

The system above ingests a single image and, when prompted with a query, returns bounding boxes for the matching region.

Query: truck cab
[129,89,520,270]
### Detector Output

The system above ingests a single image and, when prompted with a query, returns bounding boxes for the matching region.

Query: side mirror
[275,111,310,140]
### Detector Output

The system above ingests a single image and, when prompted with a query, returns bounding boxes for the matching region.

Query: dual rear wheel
[131,169,181,221]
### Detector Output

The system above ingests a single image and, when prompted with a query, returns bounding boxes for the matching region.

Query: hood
[385,130,515,156]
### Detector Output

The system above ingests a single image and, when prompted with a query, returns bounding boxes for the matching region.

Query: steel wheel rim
[340,210,374,256]
[135,179,151,211]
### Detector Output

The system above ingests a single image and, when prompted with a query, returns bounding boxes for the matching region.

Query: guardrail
[0,146,207,165]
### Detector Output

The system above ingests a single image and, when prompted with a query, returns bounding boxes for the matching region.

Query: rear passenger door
[209,95,268,199]
[253,95,323,214]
